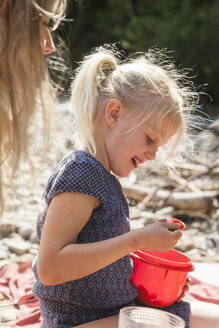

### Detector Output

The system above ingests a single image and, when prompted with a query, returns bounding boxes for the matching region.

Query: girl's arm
[37,192,182,286]
[75,315,119,327]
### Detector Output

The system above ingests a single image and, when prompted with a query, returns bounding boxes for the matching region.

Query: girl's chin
[113,168,132,178]
[111,161,136,177]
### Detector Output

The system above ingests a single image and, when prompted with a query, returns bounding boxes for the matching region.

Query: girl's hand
[177,277,191,302]
[135,220,182,252]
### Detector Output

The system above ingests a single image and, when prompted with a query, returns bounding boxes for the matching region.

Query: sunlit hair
[71,45,199,159]
[0,0,67,212]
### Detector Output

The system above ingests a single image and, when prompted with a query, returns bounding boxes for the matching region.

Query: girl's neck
[82,141,111,173]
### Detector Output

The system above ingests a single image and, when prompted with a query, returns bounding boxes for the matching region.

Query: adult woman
[0,0,67,211]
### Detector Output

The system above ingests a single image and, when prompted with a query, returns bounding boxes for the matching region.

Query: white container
[118,306,185,328]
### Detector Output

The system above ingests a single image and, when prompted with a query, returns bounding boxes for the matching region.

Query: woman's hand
[177,277,191,302]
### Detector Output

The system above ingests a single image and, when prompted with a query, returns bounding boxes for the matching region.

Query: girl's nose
[145,150,156,161]
[43,30,55,55]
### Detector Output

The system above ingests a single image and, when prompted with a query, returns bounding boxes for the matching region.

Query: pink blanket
[0,262,41,328]
[0,262,218,327]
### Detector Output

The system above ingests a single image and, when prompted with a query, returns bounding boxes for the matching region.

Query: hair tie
[102,66,115,76]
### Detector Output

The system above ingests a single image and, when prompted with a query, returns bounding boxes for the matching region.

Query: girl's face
[103,103,178,177]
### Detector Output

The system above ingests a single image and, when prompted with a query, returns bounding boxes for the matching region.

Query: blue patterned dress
[32,150,190,328]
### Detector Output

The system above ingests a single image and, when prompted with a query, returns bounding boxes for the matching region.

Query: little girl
[32,46,219,328]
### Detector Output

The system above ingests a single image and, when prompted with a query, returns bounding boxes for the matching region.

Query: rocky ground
[0,102,218,324]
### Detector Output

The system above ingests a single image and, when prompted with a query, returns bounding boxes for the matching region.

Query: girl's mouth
[132,156,143,168]
[132,157,137,168]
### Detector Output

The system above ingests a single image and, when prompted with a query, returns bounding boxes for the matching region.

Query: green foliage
[57,0,219,116]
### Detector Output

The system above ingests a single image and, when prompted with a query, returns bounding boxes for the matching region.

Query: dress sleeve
[43,154,107,205]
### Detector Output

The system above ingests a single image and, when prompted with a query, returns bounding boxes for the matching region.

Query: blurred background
[55,0,219,118]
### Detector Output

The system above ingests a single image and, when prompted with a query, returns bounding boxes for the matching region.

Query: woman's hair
[71,45,199,158]
[0,0,67,212]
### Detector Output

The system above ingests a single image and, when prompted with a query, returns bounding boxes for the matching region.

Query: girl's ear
[105,100,124,128]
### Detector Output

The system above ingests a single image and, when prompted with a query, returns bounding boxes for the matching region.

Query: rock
[0,249,8,260]
[8,232,22,240]
[2,238,31,256]
[0,241,10,260]
[185,249,204,262]
[0,303,18,323]
[154,206,175,218]
[29,231,39,244]
[129,207,142,220]
[175,236,195,253]
[140,212,157,222]
[190,222,202,230]
[207,235,219,253]
[29,243,39,256]
[18,226,33,240]
[185,228,200,236]
[130,218,147,229]
[194,235,208,251]
[0,223,17,238]
[198,248,218,262]
[0,293,5,301]
[212,208,219,220]
[198,221,209,232]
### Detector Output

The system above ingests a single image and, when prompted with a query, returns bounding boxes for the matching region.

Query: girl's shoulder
[60,150,109,179]
[43,150,113,204]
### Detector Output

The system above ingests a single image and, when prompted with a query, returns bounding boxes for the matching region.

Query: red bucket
[130,249,194,307]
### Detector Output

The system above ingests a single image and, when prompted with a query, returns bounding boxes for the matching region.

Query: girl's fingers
[177,294,184,302]
[183,285,189,293]
[158,218,168,223]
[186,277,192,285]
[177,278,191,302]
[164,222,181,231]
[173,229,183,240]
[177,292,184,302]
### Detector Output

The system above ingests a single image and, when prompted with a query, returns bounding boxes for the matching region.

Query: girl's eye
[146,136,154,145]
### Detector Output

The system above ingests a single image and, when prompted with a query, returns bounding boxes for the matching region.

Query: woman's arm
[37,192,182,285]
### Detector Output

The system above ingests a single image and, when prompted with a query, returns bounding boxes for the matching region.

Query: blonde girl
[0,0,67,212]
[33,46,219,328]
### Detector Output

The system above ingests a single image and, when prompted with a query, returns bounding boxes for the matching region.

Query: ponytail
[71,45,198,161]
[71,47,117,155]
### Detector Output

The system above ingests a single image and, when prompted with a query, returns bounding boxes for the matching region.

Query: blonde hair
[71,45,199,157]
[0,0,67,212]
